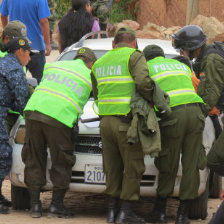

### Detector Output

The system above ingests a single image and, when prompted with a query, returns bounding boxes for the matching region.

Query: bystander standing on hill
[58,0,99,53]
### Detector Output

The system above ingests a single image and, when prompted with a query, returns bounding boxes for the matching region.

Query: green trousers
[155,105,205,200]
[100,116,145,201]
[22,118,76,191]
[207,126,224,176]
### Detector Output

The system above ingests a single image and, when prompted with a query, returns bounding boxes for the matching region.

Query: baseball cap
[114,26,136,38]
[74,47,97,63]
[3,20,31,43]
[5,37,31,53]
[143,44,165,60]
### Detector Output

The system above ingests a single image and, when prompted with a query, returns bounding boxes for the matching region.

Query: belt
[171,103,200,111]
[113,113,132,123]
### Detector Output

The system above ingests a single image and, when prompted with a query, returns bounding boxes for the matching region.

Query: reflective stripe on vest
[44,66,92,89]
[92,47,136,115]
[35,87,82,113]
[25,59,91,127]
[147,57,204,107]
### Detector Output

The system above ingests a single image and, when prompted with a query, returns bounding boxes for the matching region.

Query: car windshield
[59,50,108,61]
[58,50,177,61]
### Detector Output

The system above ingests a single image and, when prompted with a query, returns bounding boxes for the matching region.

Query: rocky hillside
[135,0,224,28]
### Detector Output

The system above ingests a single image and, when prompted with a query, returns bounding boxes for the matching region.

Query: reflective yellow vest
[92,47,136,115]
[147,56,204,107]
[24,59,92,127]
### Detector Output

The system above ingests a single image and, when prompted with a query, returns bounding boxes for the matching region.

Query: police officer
[91,27,155,224]
[172,25,224,178]
[22,47,97,218]
[0,37,30,214]
[143,44,205,224]
[0,21,31,132]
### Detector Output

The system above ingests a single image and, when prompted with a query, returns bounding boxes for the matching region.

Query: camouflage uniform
[0,54,29,183]
[91,0,109,31]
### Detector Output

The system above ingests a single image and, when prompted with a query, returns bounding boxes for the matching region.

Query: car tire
[188,179,209,220]
[209,172,222,198]
[11,184,30,210]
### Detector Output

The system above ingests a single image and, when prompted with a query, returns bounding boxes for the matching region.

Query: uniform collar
[114,43,133,49]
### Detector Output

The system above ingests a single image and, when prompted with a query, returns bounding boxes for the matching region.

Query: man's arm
[91,72,98,100]
[1,14,8,28]
[197,54,224,114]
[8,69,29,114]
[129,50,154,102]
[39,18,51,56]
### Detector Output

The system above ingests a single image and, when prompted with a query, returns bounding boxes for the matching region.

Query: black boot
[29,190,42,218]
[0,181,11,207]
[107,196,119,223]
[48,189,74,218]
[115,200,145,224]
[145,197,167,223]
[175,200,191,224]
[0,194,11,207]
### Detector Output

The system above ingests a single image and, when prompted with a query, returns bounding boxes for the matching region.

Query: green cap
[143,44,165,60]
[74,47,97,63]
[114,26,136,38]
[3,20,31,43]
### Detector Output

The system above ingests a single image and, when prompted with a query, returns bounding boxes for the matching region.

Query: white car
[9,32,217,220]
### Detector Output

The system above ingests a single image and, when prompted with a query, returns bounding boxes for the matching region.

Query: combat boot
[175,200,191,224]
[115,200,145,224]
[145,197,167,223]
[0,194,11,207]
[29,190,42,218]
[48,189,74,218]
[107,196,119,223]
[0,182,11,207]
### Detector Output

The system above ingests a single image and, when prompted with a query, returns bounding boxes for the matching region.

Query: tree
[186,0,199,25]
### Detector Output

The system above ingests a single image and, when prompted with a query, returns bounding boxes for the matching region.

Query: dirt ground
[0,179,222,224]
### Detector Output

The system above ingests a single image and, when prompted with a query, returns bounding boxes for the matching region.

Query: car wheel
[11,184,30,210]
[188,179,209,220]
[209,171,222,198]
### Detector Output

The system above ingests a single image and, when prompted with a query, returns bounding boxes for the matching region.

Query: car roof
[57,32,179,61]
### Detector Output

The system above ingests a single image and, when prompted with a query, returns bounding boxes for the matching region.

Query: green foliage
[54,0,71,19]
[53,0,134,24]
[110,0,135,24]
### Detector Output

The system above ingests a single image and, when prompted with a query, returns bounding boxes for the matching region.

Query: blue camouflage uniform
[0,53,29,183]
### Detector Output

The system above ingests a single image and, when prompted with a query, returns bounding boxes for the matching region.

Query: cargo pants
[22,118,76,191]
[155,105,206,200]
[0,108,13,183]
[207,123,224,176]
[100,116,145,201]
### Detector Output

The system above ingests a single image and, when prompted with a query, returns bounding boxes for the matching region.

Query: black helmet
[172,25,207,51]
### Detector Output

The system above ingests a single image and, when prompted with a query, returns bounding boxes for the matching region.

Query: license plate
[84,164,106,184]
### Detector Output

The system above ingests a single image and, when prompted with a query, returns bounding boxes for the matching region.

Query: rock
[190,15,224,43]
[163,26,181,39]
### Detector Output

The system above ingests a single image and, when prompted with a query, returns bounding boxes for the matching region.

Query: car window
[58,50,108,61]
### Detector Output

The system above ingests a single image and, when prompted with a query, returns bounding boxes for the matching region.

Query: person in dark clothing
[0,37,30,214]
[58,0,99,53]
